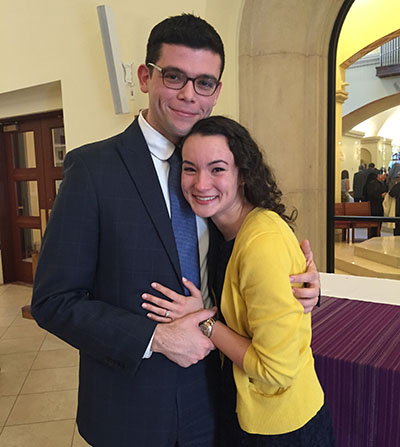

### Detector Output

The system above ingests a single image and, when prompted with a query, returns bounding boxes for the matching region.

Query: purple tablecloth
[311,296,400,447]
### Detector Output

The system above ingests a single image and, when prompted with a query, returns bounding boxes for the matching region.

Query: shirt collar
[138,110,175,161]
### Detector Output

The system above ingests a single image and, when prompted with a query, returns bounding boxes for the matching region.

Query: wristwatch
[199,317,217,338]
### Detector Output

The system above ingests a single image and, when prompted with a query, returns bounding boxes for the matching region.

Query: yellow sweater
[221,208,324,434]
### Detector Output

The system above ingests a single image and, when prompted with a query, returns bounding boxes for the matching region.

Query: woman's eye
[212,167,225,173]
[183,167,196,173]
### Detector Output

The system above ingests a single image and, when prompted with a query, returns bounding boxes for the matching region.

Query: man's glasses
[147,63,220,97]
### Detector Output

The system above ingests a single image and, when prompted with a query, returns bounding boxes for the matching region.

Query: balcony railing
[376,36,400,78]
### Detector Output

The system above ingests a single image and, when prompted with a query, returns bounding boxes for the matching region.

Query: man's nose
[177,79,196,101]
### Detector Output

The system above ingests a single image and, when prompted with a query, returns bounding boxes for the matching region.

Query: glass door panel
[20,228,42,262]
[16,180,39,216]
[51,127,66,167]
[12,131,36,168]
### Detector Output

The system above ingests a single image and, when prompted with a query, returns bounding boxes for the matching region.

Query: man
[359,162,379,201]
[353,164,365,202]
[31,14,320,447]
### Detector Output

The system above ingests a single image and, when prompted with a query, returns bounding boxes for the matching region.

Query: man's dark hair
[368,162,375,168]
[146,14,225,78]
[183,116,297,227]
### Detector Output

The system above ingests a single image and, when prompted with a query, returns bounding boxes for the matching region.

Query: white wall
[343,55,400,116]
[341,131,364,189]
[0,0,243,150]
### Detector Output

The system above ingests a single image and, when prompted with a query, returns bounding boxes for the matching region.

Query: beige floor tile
[32,348,79,370]
[21,367,79,394]
[0,352,37,373]
[0,284,32,298]
[0,336,44,355]
[0,395,17,427]
[0,316,17,328]
[6,390,77,425]
[1,324,47,340]
[0,419,75,447]
[0,307,20,319]
[0,328,7,338]
[72,425,92,447]
[10,315,38,328]
[0,371,28,396]
[0,295,30,309]
[40,333,73,351]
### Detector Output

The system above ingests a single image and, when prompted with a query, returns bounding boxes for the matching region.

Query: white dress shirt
[138,111,211,358]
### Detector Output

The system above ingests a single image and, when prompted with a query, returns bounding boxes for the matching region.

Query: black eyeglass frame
[147,62,220,97]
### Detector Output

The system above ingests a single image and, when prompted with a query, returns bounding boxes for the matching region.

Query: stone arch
[341,29,400,68]
[238,0,348,269]
[343,92,400,133]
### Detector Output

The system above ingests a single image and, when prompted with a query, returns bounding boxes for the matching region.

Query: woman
[341,169,353,203]
[142,116,335,446]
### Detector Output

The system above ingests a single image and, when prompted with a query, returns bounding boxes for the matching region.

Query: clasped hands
[143,278,217,368]
[145,239,320,368]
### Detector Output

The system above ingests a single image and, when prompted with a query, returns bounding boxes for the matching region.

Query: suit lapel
[117,119,182,284]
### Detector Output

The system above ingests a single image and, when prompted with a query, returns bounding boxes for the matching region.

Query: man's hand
[151,308,216,367]
[290,240,320,314]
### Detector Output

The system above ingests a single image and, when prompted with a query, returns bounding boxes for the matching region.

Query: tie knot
[168,147,182,167]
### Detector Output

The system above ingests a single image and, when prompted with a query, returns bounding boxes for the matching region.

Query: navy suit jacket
[31,119,217,446]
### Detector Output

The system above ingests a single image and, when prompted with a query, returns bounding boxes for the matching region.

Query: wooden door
[1,113,65,283]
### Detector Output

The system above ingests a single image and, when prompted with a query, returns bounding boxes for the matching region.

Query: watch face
[200,323,208,337]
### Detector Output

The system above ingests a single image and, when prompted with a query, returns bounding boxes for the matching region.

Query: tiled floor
[0,283,90,447]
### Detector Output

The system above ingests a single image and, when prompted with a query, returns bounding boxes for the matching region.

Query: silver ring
[165,310,170,318]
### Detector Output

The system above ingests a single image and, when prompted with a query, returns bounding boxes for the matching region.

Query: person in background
[364,170,388,237]
[142,116,335,447]
[341,169,353,203]
[353,164,366,202]
[388,162,400,190]
[388,167,400,236]
[31,14,320,447]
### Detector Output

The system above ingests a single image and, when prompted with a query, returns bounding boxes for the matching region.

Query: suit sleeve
[31,150,157,374]
[240,231,306,393]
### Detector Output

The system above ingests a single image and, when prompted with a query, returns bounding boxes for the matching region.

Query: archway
[238,0,351,270]
[343,92,400,133]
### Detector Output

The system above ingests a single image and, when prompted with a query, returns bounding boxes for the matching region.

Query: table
[311,296,400,447]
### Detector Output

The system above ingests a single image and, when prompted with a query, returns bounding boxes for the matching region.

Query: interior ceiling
[353,105,400,148]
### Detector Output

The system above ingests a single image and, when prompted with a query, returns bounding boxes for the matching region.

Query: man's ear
[137,64,151,93]
[212,81,223,106]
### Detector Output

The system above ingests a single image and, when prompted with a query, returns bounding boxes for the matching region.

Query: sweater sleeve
[240,230,306,394]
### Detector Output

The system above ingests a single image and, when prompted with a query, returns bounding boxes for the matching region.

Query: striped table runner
[311,296,400,447]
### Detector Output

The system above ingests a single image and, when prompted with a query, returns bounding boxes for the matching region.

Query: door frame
[0,110,63,283]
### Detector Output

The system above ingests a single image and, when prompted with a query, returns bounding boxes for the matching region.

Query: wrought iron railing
[376,37,400,77]
[380,36,400,66]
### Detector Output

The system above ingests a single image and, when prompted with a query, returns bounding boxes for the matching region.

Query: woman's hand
[141,277,204,322]
[290,240,320,314]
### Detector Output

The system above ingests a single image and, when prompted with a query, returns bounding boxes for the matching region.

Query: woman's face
[181,134,245,223]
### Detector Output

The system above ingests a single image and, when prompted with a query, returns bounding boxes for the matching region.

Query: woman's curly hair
[183,116,297,226]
